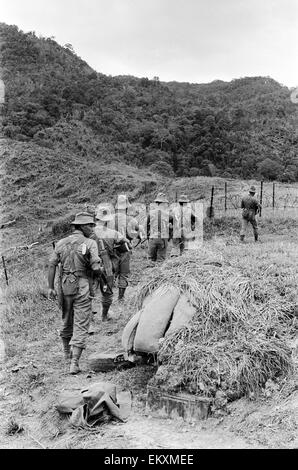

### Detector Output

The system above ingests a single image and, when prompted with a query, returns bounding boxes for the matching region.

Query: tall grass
[134,241,298,399]
[2,271,58,359]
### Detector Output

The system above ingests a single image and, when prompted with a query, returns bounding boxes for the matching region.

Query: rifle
[57,263,63,309]
[133,237,147,249]
[98,269,113,295]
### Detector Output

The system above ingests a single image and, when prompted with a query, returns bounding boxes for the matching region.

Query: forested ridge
[1,22,298,182]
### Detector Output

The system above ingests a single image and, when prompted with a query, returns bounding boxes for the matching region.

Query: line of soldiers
[48,187,261,374]
[47,192,197,374]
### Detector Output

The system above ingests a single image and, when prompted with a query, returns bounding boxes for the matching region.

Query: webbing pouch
[61,240,80,296]
[62,273,78,296]
[242,208,250,220]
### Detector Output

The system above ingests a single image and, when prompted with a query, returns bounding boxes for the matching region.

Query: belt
[62,270,89,279]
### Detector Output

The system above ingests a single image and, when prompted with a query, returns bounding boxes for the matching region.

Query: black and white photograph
[0,0,297,454]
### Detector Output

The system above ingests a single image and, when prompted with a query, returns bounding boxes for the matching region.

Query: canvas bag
[133,285,180,353]
[56,382,124,428]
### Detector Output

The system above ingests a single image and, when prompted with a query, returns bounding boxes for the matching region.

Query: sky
[0,0,298,87]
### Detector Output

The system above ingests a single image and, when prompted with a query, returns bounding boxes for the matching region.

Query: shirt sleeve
[114,230,126,243]
[88,239,102,270]
[49,246,60,267]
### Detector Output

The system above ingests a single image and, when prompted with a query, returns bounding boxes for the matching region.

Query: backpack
[60,239,89,296]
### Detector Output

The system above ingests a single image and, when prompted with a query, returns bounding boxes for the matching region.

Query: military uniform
[109,194,142,300]
[49,230,102,349]
[171,195,196,256]
[147,193,172,262]
[240,187,261,241]
[111,211,138,293]
[91,203,132,319]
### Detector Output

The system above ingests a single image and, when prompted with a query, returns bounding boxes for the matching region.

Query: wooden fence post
[260,181,263,217]
[2,255,8,286]
[208,186,215,218]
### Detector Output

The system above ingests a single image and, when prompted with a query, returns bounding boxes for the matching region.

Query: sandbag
[165,294,196,336]
[134,285,180,354]
[121,310,142,353]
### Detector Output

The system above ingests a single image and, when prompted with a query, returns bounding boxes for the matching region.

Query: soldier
[147,193,173,262]
[240,185,261,242]
[48,212,102,374]
[111,194,143,302]
[171,195,197,255]
[92,206,131,321]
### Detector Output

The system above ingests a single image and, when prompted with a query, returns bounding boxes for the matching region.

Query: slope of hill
[1,22,298,192]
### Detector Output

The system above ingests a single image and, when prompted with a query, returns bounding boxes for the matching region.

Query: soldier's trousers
[113,251,131,288]
[172,238,185,256]
[240,217,258,238]
[60,277,91,349]
[148,238,168,261]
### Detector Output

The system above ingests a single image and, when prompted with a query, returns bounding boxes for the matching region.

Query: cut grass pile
[133,241,298,400]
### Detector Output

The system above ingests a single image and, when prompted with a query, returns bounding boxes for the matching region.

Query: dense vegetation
[1,22,298,181]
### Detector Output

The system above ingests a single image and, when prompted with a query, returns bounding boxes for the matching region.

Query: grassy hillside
[0,138,161,227]
[1,22,298,185]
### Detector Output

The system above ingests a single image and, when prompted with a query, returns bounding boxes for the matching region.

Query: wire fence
[210,182,298,219]
[146,180,298,219]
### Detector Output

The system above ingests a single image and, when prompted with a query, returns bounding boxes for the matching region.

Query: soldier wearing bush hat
[240,186,261,242]
[111,195,142,302]
[147,192,172,262]
[171,194,197,255]
[48,212,102,374]
[89,205,131,321]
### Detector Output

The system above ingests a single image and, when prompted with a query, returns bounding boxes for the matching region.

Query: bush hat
[115,194,131,209]
[71,212,96,226]
[95,207,114,222]
[154,192,169,203]
[178,194,190,203]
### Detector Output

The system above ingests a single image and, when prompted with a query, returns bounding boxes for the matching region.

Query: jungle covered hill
[1,22,298,183]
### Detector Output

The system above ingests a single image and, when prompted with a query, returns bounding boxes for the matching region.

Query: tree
[258,158,283,180]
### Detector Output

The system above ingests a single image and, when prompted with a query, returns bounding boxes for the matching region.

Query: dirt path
[1,234,297,449]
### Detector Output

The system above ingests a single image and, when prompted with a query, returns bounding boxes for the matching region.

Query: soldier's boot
[102,304,111,322]
[118,288,126,302]
[69,346,83,375]
[88,311,96,335]
[240,235,245,242]
[254,234,259,242]
[61,337,72,361]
